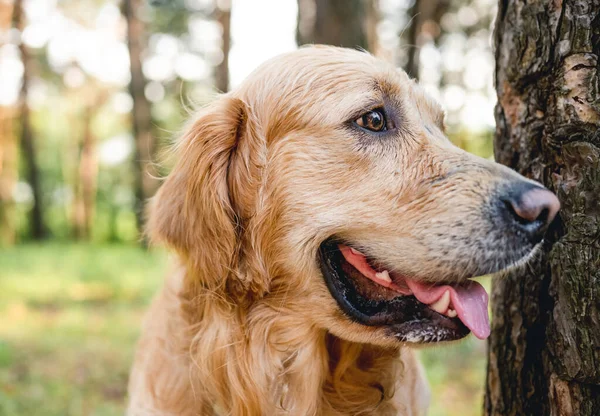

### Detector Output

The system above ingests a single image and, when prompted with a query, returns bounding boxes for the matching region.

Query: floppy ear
[147,96,246,292]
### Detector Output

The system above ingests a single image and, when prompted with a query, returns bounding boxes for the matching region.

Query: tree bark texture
[486,0,600,415]
[297,0,369,50]
[215,0,231,93]
[14,0,46,240]
[124,0,158,238]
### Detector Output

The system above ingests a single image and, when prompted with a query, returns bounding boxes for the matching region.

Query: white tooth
[375,270,392,283]
[447,308,457,318]
[350,247,362,255]
[429,290,450,314]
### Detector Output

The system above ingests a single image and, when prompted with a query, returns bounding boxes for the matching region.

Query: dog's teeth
[447,308,457,318]
[349,247,362,256]
[375,270,392,283]
[429,290,450,314]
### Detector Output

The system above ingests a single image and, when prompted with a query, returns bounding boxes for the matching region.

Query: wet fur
[127,46,537,415]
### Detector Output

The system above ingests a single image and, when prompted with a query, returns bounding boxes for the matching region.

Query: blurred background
[0,0,497,414]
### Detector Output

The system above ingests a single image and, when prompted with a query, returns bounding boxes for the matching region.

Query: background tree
[123,0,158,237]
[485,0,600,414]
[71,86,108,240]
[215,0,231,92]
[0,0,16,245]
[403,0,450,80]
[13,0,46,240]
[297,0,374,50]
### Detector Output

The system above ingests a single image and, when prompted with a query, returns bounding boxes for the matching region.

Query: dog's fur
[128,46,532,415]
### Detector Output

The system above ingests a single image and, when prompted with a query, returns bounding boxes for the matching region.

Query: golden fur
[127,46,527,415]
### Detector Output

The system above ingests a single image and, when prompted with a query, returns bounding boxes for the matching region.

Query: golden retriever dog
[127,46,560,415]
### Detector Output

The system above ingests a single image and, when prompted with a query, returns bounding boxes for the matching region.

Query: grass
[0,243,487,416]
[0,243,166,416]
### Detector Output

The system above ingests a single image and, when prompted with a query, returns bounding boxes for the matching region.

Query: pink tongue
[338,244,490,339]
[405,279,490,339]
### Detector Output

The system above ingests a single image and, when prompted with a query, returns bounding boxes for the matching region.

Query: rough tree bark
[486,0,600,414]
[297,0,370,49]
[215,0,231,93]
[123,0,158,239]
[13,0,46,240]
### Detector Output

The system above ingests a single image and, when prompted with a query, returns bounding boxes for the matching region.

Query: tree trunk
[297,0,370,50]
[0,106,17,245]
[215,0,231,93]
[364,0,379,55]
[123,0,157,240]
[485,0,600,414]
[0,1,16,245]
[72,99,99,240]
[402,0,449,80]
[14,0,46,240]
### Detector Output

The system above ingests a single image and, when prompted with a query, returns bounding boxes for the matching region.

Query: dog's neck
[177,271,403,415]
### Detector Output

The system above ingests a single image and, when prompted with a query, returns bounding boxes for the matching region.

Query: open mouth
[318,239,490,344]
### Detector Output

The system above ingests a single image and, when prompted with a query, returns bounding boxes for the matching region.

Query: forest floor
[0,243,488,416]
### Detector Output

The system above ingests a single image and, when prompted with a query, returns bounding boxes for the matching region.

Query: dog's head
[149,46,559,346]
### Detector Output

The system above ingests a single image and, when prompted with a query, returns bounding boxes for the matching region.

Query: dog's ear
[147,96,246,292]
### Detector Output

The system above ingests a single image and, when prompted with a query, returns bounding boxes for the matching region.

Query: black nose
[501,182,560,243]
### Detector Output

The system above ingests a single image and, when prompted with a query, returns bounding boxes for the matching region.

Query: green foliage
[146,0,207,35]
[449,127,495,160]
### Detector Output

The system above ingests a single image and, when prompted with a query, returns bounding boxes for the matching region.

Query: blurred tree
[215,0,231,92]
[0,0,16,245]
[486,0,600,414]
[72,104,96,240]
[0,107,16,245]
[71,87,108,240]
[403,0,450,80]
[297,0,376,50]
[123,0,159,240]
[364,0,379,55]
[13,0,46,240]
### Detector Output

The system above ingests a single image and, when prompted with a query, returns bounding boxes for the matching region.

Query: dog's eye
[355,109,387,132]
